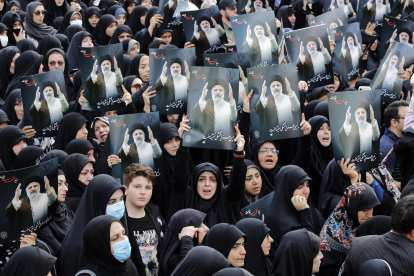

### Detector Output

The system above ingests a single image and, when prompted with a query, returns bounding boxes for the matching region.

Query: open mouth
[265,158,273,163]
[203,189,211,194]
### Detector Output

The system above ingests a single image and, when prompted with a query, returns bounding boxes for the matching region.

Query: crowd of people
[1,0,414,275]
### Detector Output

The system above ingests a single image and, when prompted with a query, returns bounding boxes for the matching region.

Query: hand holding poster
[0,158,59,242]
[328,90,381,170]
[381,15,414,53]
[357,0,391,31]
[307,9,348,28]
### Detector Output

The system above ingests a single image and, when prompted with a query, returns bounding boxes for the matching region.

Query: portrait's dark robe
[242,37,278,66]
[29,100,52,131]
[361,3,389,28]
[338,48,358,82]
[190,29,226,59]
[118,143,140,171]
[371,63,402,96]
[4,197,33,234]
[296,53,332,83]
[85,73,123,106]
[392,0,414,17]
[154,75,177,110]
[255,95,280,136]
[162,1,178,23]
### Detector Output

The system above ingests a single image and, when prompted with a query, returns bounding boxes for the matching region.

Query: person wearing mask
[24,2,58,47]
[0,125,27,171]
[57,10,83,34]
[2,11,25,47]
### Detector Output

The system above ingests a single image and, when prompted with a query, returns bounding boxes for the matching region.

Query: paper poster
[381,15,414,54]
[357,0,392,31]
[307,9,348,28]
[241,191,274,219]
[322,0,355,17]
[159,0,199,29]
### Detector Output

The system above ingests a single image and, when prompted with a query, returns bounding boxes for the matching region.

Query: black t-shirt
[127,213,159,276]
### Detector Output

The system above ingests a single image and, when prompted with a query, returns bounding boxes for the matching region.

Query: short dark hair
[307,231,320,258]
[383,100,409,128]
[391,195,414,234]
[123,163,156,187]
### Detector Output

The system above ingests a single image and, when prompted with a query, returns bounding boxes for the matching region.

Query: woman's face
[48,53,65,71]
[76,123,88,139]
[227,237,246,267]
[57,175,68,203]
[81,36,94,47]
[10,4,19,11]
[261,233,273,256]
[78,162,94,185]
[117,13,126,26]
[55,0,64,7]
[130,77,143,94]
[257,142,278,170]
[312,251,323,273]
[141,0,152,8]
[89,14,100,27]
[139,56,150,83]
[197,223,209,244]
[167,114,178,124]
[288,13,296,26]
[140,12,147,26]
[358,208,374,224]
[9,53,20,75]
[163,137,180,156]
[71,13,82,21]
[370,40,378,51]
[86,149,96,162]
[106,22,118,37]
[110,221,128,255]
[13,21,22,29]
[197,171,217,200]
[14,100,24,120]
[245,167,262,195]
[12,139,27,155]
[292,181,310,201]
[129,43,140,58]
[0,0,4,11]
[106,188,124,210]
[317,122,331,147]
[118,31,131,42]
[127,3,137,13]
[33,5,45,25]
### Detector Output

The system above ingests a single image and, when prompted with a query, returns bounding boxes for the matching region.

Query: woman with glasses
[24,2,57,48]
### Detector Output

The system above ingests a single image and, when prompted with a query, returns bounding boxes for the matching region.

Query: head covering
[213,268,253,276]
[52,16,64,30]
[148,38,166,48]
[0,109,10,125]
[57,10,82,34]
[14,146,44,169]
[93,14,117,45]
[84,7,101,34]
[36,35,63,58]
[55,34,69,52]
[251,141,281,185]
[16,39,36,53]
[0,247,56,276]
[128,6,147,35]
[202,223,247,258]
[99,0,116,13]
[127,53,147,77]
[0,46,19,100]
[25,2,58,41]
[276,6,295,29]
[2,11,22,46]
[160,209,207,276]
[43,0,70,26]
[320,183,380,267]
[42,149,68,166]
[144,7,158,30]
[109,24,132,44]
[54,113,88,151]
[64,24,86,43]
[108,5,122,16]
[6,0,21,12]
[171,246,231,276]
[235,218,272,275]
[66,138,95,156]
[0,125,27,170]
[66,31,93,73]
[270,229,313,276]
[60,174,125,276]
[357,259,392,276]
[314,101,329,119]
[355,215,391,237]
[123,75,139,94]
[2,89,21,126]
[5,50,43,98]
[115,7,127,20]
[0,23,9,50]
[304,100,322,121]
[122,38,140,55]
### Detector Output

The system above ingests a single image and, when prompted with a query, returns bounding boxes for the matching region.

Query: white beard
[357,118,367,127]
[134,137,145,146]
[27,189,41,201]
[213,94,224,104]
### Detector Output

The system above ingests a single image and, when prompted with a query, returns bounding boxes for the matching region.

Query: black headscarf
[52,16,64,30]
[36,35,63,57]
[251,141,281,185]
[160,209,206,276]
[357,259,392,276]
[25,2,57,41]
[355,215,391,237]
[0,23,8,50]
[122,54,132,76]
[6,0,20,12]
[16,39,36,53]
[213,268,254,276]
[0,125,27,171]
[235,218,272,275]
[107,5,122,17]
[55,34,69,52]
[14,145,44,169]
[148,38,166,48]
[304,100,322,121]
[93,14,117,45]
[0,46,19,100]
[109,24,132,44]
[264,165,320,255]
[122,75,138,94]
[54,112,88,151]
[202,223,247,258]
[57,10,82,34]
[43,0,70,26]
[67,31,93,73]
[276,6,295,29]
[2,11,22,46]
[66,138,95,156]
[127,53,147,76]
[99,0,117,14]
[170,246,231,276]
[82,216,138,276]
[42,149,68,166]
[60,174,126,276]
[0,109,10,126]
[83,6,101,34]
[5,50,43,98]
[314,101,329,120]
[64,24,85,42]
[128,5,147,35]
[0,247,56,276]
[61,153,93,212]
[2,89,21,125]
[270,229,313,276]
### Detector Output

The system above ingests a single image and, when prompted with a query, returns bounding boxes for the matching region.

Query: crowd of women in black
[0,0,414,275]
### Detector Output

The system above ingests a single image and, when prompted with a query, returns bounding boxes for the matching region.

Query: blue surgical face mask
[112,237,131,263]
[106,201,125,220]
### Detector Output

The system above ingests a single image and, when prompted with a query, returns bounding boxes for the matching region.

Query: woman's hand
[107,154,122,168]
[20,233,37,248]
[340,158,358,184]
[291,195,309,211]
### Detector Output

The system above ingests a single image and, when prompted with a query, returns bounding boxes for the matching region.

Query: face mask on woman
[70,20,83,26]
[0,36,8,47]
[112,238,131,263]
[106,201,125,220]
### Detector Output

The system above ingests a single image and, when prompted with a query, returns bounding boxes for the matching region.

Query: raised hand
[148,126,155,144]
[340,158,358,183]
[266,22,273,37]
[22,126,36,138]
[298,80,308,91]
[365,22,376,36]
[107,154,122,168]
[246,0,251,9]
[35,87,40,103]
[228,83,234,104]
[55,82,63,99]
[345,106,351,126]
[201,82,208,102]
[142,85,155,112]
[184,60,190,79]
[121,84,132,105]
[370,104,377,125]
[14,184,22,202]
[92,59,98,75]
[391,29,398,42]
[78,90,88,105]
[113,56,119,72]
[300,113,311,135]
[285,77,294,97]
[342,37,346,51]
[399,56,406,72]
[246,25,251,40]
[194,21,199,35]
[266,0,270,9]
[123,128,129,146]
[299,41,304,56]
[44,176,51,194]
[161,61,168,78]
[241,89,254,113]
[233,124,245,151]
[261,80,267,98]
[275,18,281,29]
[318,37,325,52]
[178,115,191,138]
[239,65,247,83]
[331,0,335,6]
[354,34,360,47]
[179,226,198,240]
[291,195,309,211]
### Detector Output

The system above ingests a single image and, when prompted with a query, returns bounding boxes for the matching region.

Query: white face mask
[0,36,8,47]
[70,20,83,26]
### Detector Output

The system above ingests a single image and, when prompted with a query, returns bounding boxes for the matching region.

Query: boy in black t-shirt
[123,163,166,276]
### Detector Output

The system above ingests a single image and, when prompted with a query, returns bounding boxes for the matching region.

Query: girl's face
[89,14,100,27]
[14,100,24,120]
[292,181,310,201]
[138,56,150,83]
[127,3,137,14]
[261,233,273,256]
[288,13,296,26]
[312,251,324,274]
[117,13,126,26]
[370,40,378,51]
[12,139,27,156]
[317,122,331,147]
[81,36,94,47]
[76,123,88,139]
[140,12,147,26]
[129,43,140,58]
[86,149,95,162]
[227,237,246,267]
[57,175,68,203]
[163,137,180,156]
[245,167,262,195]
[141,0,152,8]
[78,162,94,185]
[197,171,217,200]
[106,22,118,37]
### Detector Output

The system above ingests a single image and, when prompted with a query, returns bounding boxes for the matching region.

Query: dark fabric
[159,208,206,276]
[83,6,101,34]
[25,2,57,41]
[64,24,85,43]
[128,5,147,35]
[0,247,56,276]
[314,101,329,120]
[0,109,10,125]
[401,176,414,198]
[0,125,27,170]
[127,53,146,76]
[57,10,81,34]
[0,46,19,100]
[213,268,253,276]
[394,128,414,190]
[356,215,391,237]
[202,223,246,258]
[16,39,36,53]
[235,218,272,276]
[122,75,138,94]
[99,0,117,12]
[53,112,88,151]
[66,138,95,155]
[380,129,399,173]
[170,246,231,276]
[357,259,392,276]
[109,24,132,44]
[304,100,322,121]
[6,0,21,12]
[14,145,44,169]
[67,31,92,73]
[2,89,21,125]
[148,38,165,48]
[42,149,68,166]
[36,35,63,57]
[55,34,69,52]
[93,14,117,45]
[2,11,22,46]
[276,6,295,29]
[52,16,64,30]
[43,0,70,26]
[270,229,313,276]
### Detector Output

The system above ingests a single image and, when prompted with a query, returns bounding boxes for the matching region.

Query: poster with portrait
[361,32,385,61]
[240,191,274,219]
[20,69,68,138]
[184,66,239,150]
[328,90,381,170]
[330,22,363,83]
[181,6,227,61]
[403,10,414,20]
[149,48,196,114]
[307,9,348,28]
[159,0,199,29]
[78,43,124,112]
[381,15,414,55]
[108,113,165,185]
[391,0,414,17]
[371,42,414,103]
[0,158,59,242]
[231,11,280,67]
[248,63,303,141]
[277,20,286,64]
[203,52,250,118]
[226,45,238,53]
[238,0,275,14]
[284,25,334,89]
[323,0,356,18]
[357,0,392,31]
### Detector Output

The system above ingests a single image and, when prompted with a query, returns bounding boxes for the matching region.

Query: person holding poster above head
[338,33,363,82]
[190,16,225,52]
[85,55,123,105]
[372,52,404,93]
[191,79,237,136]
[29,81,69,130]
[4,176,57,233]
[296,36,332,83]
[242,0,272,13]
[328,0,354,17]
[242,20,278,66]
[337,103,380,159]
[361,0,391,24]
[385,28,413,50]
[118,123,162,169]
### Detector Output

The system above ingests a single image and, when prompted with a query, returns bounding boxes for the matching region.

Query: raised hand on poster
[318,37,325,52]
[113,56,119,73]
[300,113,311,136]
[92,59,98,75]
[344,106,351,128]
[14,184,22,202]
[266,22,273,38]
[340,158,358,184]
[148,126,155,144]
[342,37,346,52]
[194,20,199,36]
[338,18,343,26]
[121,84,132,105]
[56,82,63,99]
[365,22,376,36]
[369,104,377,125]
[22,125,36,138]
[240,89,253,113]
[228,83,235,105]
[44,176,51,194]
[246,25,251,41]
[178,115,191,138]
[391,29,398,43]
[233,124,245,151]
[299,41,304,57]
[245,0,251,10]
[211,17,218,28]
[239,65,247,83]
[123,128,129,146]
[34,87,40,104]
[161,61,168,79]
[275,18,281,29]
[201,82,209,102]
[185,60,190,79]
[354,34,360,48]
[261,80,267,98]
[78,90,88,105]
[143,85,155,113]
[285,77,294,97]
[399,56,405,73]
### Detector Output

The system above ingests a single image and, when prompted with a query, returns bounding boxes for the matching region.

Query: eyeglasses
[33,10,47,15]
[49,61,65,66]
[131,83,142,90]
[58,182,69,188]
[258,148,279,155]
[119,35,132,39]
